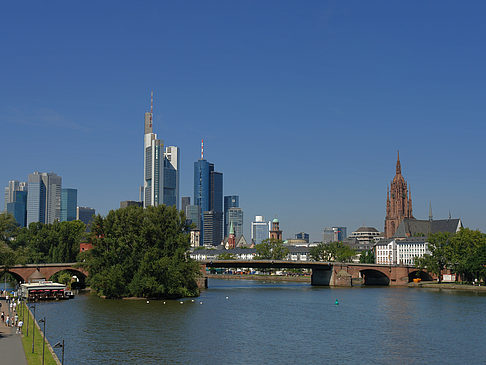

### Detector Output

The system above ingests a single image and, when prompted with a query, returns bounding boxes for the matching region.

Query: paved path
[0,300,28,365]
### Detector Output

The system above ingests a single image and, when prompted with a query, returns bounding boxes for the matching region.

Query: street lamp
[53,340,64,365]
[38,317,46,365]
[30,304,36,353]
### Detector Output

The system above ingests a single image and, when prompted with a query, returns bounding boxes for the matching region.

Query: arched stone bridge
[201,260,438,287]
[1,263,88,283]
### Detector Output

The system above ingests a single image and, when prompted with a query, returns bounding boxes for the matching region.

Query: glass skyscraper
[7,191,27,227]
[224,195,239,237]
[251,215,269,245]
[61,188,78,222]
[27,172,62,225]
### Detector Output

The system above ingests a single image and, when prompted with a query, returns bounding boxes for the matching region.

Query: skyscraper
[27,172,62,225]
[227,207,243,238]
[77,206,96,227]
[143,92,164,208]
[251,215,269,245]
[4,180,27,211]
[163,146,180,209]
[181,197,191,213]
[193,143,223,245]
[7,191,27,227]
[323,227,347,243]
[61,188,78,222]
[224,195,239,237]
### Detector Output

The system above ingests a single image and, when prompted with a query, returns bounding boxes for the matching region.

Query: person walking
[16,320,23,334]
[6,315,10,327]
[1,311,4,322]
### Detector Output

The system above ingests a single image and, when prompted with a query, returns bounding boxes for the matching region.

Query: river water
[30,279,486,364]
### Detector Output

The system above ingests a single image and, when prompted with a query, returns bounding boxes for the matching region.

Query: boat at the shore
[20,281,75,301]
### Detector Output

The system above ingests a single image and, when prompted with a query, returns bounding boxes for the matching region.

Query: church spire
[396,150,401,175]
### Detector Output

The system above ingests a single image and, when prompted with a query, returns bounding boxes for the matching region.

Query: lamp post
[54,340,64,365]
[38,317,46,365]
[30,304,36,353]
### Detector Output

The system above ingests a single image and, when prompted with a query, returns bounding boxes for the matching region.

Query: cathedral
[385,152,414,238]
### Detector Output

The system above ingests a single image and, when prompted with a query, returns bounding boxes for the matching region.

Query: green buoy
[335,299,339,305]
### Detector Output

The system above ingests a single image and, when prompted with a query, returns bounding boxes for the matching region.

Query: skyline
[2,2,486,241]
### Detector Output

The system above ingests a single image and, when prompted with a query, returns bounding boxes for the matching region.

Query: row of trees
[309,241,356,262]
[82,205,200,299]
[415,228,486,283]
[0,212,86,266]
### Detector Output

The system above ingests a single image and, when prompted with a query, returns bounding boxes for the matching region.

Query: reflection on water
[31,280,486,364]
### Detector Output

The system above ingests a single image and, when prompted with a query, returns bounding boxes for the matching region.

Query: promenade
[0,299,28,365]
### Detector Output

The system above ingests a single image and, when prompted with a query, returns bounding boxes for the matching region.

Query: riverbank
[206,273,311,283]
[408,281,486,292]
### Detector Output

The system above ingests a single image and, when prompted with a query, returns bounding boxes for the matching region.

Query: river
[28,279,486,364]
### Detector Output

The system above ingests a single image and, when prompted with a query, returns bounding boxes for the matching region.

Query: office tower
[77,206,96,226]
[181,197,191,213]
[61,188,78,222]
[7,191,27,227]
[203,210,223,246]
[193,143,223,245]
[143,92,164,208]
[251,215,269,245]
[4,180,27,211]
[323,227,347,243]
[185,204,201,229]
[27,172,62,225]
[120,201,142,208]
[224,195,239,237]
[163,146,180,209]
[295,232,309,243]
[227,207,243,238]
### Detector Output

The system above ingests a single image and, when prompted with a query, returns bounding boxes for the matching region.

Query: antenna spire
[429,201,433,221]
[201,139,204,160]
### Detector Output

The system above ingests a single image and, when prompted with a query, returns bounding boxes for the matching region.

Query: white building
[375,238,430,265]
[348,226,383,251]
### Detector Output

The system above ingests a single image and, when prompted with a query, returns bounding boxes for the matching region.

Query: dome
[272,218,279,223]
[355,226,379,233]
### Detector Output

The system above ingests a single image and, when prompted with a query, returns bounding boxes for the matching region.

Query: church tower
[385,151,413,238]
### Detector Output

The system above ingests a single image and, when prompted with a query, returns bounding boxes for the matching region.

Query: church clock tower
[385,151,413,238]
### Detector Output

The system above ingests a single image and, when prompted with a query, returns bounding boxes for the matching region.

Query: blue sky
[1,1,486,241]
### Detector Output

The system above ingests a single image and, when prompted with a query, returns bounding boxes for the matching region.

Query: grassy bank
[18,302,59,365]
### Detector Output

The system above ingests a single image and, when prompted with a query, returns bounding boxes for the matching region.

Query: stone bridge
[1,263,88,283]
[201,260,437,287]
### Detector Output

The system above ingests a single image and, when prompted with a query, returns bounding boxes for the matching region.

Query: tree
[415,232,452,283]
[310,241,356,263]
[359,249,375,264]
[254,238,289,260]
[0,212,18,245]
[449,228,486,283]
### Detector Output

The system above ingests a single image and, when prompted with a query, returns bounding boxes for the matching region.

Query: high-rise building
[120,201,142,208]
[295,232,309,243]
[77,206,96,227]
[224,195,239,237]
[193,147,223,245]
[181,197,191,213]
[323,227,347,243]
[163,146,180,209]
[251,215,269,245]
[27,172,62,225]
[7,191,27,227]
[143,92,164,208]
[61,188,78,222]
[227,207,243,238]
[185,204,201,230]
[4,180,27,211]
[385,151,413,238]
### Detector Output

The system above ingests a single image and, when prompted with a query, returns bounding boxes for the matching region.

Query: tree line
[415,228,486,283]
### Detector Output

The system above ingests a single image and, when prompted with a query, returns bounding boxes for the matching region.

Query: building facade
[61,188,78,222]
[224,195,239,237]
[269,218,283,240]
[348,226,382,251]
[163,146,180,209]
[181,197,191,213]
[385,151,413,238]
[323,227,347,243]
[7,191,27,227]
[77,206,96,227]
[251,215,269,245]
[120,201,142,208]
[4,180,27,211]
[27,172,62,225]
[227,207,243,238]
[375,238,430,265]
[295,232,309,243]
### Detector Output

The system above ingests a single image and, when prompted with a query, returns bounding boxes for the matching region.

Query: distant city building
[348,226,382,251]
[185,204,201,230]
[193,146,223,245]
[224,195,239,237]
[251,215,269,244]
[27,172,62,225]
[190,230,200,248]
[77,206,96,227]
[202,210,223,246]
[285,239,308,247]
[385,151,413,238]
[120,201,142,209]
[7,191,27,227]
[227,207,243,238]
[269,218,283,241]
[295,232,309,243]
[163,146,180,209]
[323,227,347,243]
[61,188,78,222]
[376,238,430,265]
[4,180,27,211]
[181,197,191,213]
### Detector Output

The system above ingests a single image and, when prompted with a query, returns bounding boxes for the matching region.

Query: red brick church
[385,151,414,238]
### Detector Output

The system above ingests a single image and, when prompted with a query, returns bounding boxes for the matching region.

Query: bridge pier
[311,268,332,286]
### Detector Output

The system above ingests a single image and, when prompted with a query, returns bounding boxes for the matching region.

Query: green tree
[359,249,375,264]
[310,241,356,262]
[415,232,453,283]
[254,238,289,260]
[449,228,486,282]
[0,212,18,245]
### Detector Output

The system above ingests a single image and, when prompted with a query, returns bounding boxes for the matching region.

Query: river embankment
[408,281,486,292]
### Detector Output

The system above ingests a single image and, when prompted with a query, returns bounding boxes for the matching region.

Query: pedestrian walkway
[0,299,28,365]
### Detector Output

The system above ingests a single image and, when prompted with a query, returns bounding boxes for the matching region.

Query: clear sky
[2,1,486,242]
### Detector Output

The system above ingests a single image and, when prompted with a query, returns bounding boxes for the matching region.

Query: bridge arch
[0,270,25,285]
[360,269,390,286]
[408,270,433,282]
